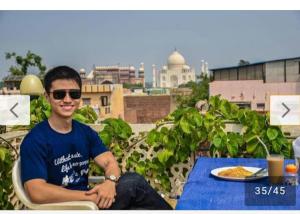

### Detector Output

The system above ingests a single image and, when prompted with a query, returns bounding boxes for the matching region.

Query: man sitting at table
[20,66,173,210]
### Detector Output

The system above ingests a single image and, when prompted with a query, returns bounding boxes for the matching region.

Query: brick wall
[124,95,171,123]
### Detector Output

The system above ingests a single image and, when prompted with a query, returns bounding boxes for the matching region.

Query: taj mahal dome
[152,50,196,88]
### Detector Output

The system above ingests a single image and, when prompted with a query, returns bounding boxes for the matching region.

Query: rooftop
[211,56,300,71]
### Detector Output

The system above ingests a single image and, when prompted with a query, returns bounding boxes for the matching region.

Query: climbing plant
[0,146,14,209]
[92,95,292,192]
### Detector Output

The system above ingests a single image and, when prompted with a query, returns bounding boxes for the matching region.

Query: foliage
[176,75,210,108]
[207,95,291,158]
[89,96,292,193]
[99,118,133,160]
[73,106,98,124]
[29,96,52,128]
[178,80,196,88]
[5,51,47,76]
[89,118,133,176]
[0,146,14,209]
[238,59,250,66]
[123,82,143,89]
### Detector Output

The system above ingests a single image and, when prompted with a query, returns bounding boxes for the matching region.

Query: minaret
[205,62,209,77]
[152,64,156,88]
[138,62,145,87]
[79,68,86,79]
[201,60,205,77]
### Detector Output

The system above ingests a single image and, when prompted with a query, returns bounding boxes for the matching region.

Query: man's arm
[24,179,97,204]
[94,151,121,179]
[85,151,120,209]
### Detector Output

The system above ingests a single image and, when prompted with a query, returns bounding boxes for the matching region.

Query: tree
[123,82,143,89]
[5,51,47,76]
[176,75,210,108]
[238,59,250,66]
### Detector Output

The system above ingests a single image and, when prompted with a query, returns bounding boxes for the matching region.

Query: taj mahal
[152,50,196,88]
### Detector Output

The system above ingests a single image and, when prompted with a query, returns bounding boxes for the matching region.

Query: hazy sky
[0,11,300,81]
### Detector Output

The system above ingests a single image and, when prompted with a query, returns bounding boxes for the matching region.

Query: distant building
[123,95,171,123]
[153,50,196,88]
[0,75,23,94]
[210,56,300,111]
[80,84,124,120]
[84,63,145,86]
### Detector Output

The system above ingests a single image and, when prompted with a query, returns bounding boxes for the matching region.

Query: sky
[0,11,300,82]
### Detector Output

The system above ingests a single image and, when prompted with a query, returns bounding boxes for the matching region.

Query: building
[0,75,23,94]
[210,56,300,111]
[80,84,124,120]
[84,63,145,86]
[123,95,171,123]
[153,50,196,88]
[1,74,45,95]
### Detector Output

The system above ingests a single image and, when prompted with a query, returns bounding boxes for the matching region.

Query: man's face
[45,79,81,119]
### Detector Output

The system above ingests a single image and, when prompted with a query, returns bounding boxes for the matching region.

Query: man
[20,66,172,210]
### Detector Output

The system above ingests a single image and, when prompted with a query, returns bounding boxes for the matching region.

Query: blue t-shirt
[20,120,108,191]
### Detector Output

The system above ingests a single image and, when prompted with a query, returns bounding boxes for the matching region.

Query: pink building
[209,57,300,111]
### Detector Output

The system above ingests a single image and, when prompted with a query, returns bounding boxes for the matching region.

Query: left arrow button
[10,102,19,118]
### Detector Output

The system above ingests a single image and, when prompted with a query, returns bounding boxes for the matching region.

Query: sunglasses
[49,89,81,100]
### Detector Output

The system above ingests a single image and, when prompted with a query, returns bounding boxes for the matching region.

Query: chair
[12,158,104,210]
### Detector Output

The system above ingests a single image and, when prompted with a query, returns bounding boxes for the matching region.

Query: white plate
[211,166,268,181]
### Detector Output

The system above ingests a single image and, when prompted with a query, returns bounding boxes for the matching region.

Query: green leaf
[112,144,123,157]
[177,147,189,162]
[99,131,112,146]
[189,141,198,151]
[179,117,191,134]
[244,132,257,143]
[271,140,282,153]
[146,130,158,146]
[212,136,222,148]
[220,100,231,117]
[253,145,266,158]
[73,113,87,123]
[246,141,258,153]
[0,147,7,161]
[192,112,203,127]
[226,141,238,157]
[267,128,278,141]
[135,162,146,175]
[228,132,244,146]
[157,149,173,164]
[164,135,177,150]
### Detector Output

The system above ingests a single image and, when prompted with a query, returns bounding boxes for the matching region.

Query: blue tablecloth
[176,157,300,210]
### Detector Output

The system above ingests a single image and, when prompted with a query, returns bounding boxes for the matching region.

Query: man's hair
[44,66,82,93]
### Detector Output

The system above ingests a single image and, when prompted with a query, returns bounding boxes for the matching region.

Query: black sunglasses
[49,89,81,100]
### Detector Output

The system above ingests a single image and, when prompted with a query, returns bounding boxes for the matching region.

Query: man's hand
[85,192,98,204]
[85,180,116,209]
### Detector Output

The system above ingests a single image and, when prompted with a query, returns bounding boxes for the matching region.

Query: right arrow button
[281,102,290,118]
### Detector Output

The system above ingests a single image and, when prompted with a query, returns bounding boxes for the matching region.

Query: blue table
[176,157,300,210]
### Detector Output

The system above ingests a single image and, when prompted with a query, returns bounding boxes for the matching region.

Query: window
[257,103,265,109]
[183,75,186,81]
[234,102,251,109]
[105,106,110,114]
[82,98,91,106]
[162,76,166,81]
[101,96,108,106]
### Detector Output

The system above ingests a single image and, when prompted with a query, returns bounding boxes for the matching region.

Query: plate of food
[211,166,268,181]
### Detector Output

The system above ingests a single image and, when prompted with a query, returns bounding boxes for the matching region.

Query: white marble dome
[167,51,186,68]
